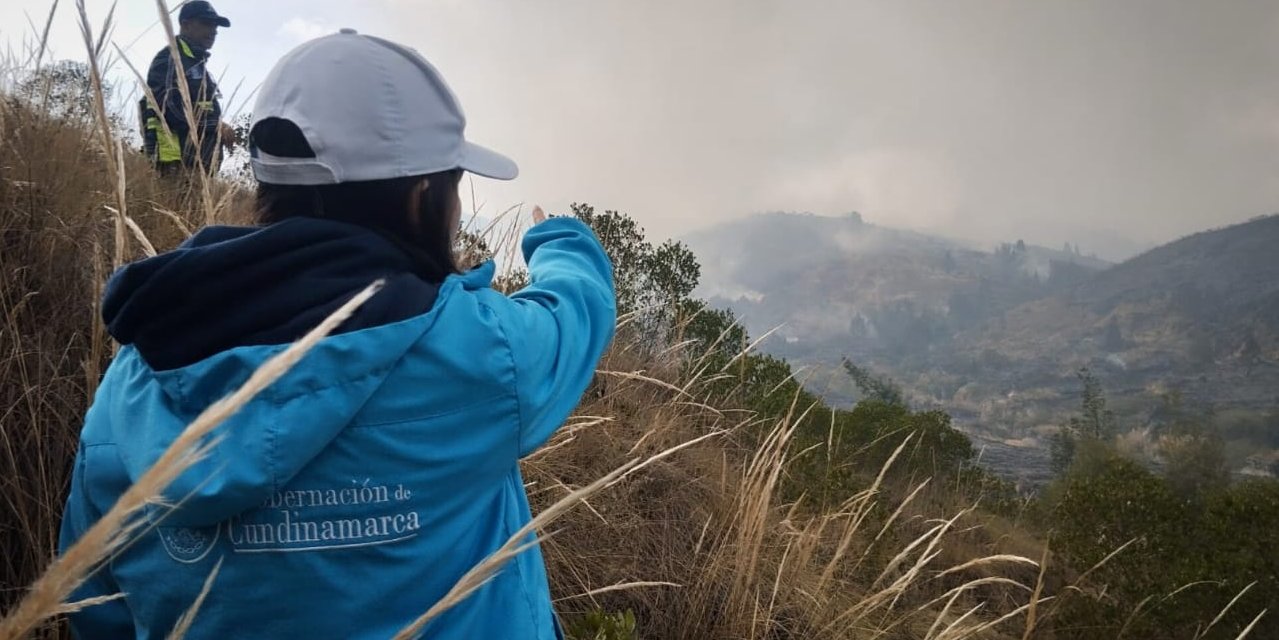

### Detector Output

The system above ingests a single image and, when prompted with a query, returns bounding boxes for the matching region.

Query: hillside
[951,214,1279,434]
[684,212,1110,393]
[688,212,1279,484]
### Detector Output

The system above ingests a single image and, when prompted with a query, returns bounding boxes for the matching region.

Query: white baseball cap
[249,29,517,185]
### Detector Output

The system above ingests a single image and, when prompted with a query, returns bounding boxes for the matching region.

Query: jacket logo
[158,525,219,564]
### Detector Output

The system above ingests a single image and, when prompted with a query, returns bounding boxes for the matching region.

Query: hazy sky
[4,0,1278,259]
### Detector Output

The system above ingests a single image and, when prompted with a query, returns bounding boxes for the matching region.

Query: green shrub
[1044,452,1278,638]
[565,609,637,640]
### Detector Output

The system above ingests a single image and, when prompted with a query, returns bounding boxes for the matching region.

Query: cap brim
[189,15,231,27]
[459,141,518,181]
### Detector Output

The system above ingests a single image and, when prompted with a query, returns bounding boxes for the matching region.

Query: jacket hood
[103,217,440,371]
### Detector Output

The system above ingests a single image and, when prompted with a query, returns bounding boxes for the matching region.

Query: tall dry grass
[523,336,1064,639]
[0,2,244,630]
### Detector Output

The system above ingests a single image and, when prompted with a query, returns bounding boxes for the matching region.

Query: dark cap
[179,1,230,27]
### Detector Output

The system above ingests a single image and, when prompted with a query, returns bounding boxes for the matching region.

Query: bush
[1045,451,1278,638]
[565,609,637,640]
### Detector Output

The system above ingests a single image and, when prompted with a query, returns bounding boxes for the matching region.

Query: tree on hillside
[15,60,123,131]
[1071,367,1116,439]
[642,239,700,317]
[570,203,703,348]
[1051,367,1117,474]
[571,203,651,314]
[841,359,906,407]
[677,299,746,363]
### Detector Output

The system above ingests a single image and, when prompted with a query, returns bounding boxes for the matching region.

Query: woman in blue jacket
[60,30,615,639]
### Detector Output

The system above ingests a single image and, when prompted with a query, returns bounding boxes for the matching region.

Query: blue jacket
[59,216,615,639]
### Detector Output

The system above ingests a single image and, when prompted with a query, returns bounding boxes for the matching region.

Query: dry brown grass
[517,332,1069,640]
[0,4,245,630]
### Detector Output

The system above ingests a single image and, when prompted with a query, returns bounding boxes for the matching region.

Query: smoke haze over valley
[5,0,1279,259]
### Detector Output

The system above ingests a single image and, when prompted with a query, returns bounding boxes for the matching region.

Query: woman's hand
[532,205,546,225]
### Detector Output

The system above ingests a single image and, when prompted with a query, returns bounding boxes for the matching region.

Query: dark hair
[251,118,462,282]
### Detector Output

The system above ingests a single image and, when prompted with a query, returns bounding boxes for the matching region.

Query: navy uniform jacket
[141,35,222,169]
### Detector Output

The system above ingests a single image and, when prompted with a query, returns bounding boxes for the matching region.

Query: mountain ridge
[685,210,1279,483]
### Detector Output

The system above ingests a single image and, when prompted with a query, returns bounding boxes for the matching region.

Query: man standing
[141,1,236,173]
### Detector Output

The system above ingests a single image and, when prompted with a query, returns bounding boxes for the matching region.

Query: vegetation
[565,609,637,640]
[1038,373,1278,638]
[841,359,907,407]
[574,200,1277,638]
